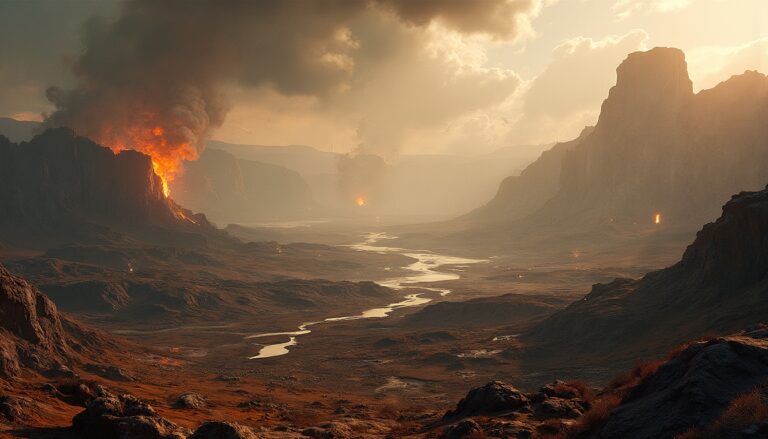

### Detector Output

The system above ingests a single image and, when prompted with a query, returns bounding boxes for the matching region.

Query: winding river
[246,232,484,359]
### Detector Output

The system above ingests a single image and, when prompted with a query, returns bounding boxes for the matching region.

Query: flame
[355,196,366,207]
[654,213,662,224]
[100,123,198,198]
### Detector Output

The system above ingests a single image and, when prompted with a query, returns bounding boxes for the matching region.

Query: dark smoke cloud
[44,0,534,180]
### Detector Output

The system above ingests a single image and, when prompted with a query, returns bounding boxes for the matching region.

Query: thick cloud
[506,30,649,144]
[40,0,541,182]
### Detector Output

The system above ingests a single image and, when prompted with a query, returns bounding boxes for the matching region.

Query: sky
[1,0,767,157]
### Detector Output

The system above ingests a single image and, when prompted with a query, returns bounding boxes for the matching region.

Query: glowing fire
[654,213,662,224]
[102,124,198,198]
[355,196,366,207]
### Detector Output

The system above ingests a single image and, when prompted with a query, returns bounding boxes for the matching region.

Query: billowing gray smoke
[43,0,536,191]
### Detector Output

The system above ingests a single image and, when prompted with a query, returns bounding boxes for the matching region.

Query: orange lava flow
[103,125,198,198]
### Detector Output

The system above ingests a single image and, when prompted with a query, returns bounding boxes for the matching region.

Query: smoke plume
[44,0,538,192]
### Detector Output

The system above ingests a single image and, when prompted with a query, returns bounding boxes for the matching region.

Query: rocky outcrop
[173,392,207,409]
[444,381,529,420]
[72,393,190,439]
[0,395,38,424]
[189,421,258,439]
[0,264,70,378]
[440,419,482,439]
[471,47,768,229]
[597,329,768,438]
[171,148,314,222]
[525,185,768,369]
[546,48,768,226]
[440,379,593,437]
[443,329,768,439]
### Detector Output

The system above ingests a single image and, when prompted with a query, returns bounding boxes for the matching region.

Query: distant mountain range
[170,148,315,223]
[0,119,549,222]
[211,139,550,219]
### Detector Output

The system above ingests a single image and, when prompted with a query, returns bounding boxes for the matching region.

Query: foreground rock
[444,381,529,420]
[598,328,768,438]
[73,393,190,438]
[189,421,258,439]
[441,379,592,437]
[440,328,768,438]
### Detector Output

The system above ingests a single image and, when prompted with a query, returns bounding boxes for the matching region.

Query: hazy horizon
[2,0,766,158]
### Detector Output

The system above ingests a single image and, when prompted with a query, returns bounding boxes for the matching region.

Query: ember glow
[655,213,662,224]
[355,196,366,207]
[103,125,199,198]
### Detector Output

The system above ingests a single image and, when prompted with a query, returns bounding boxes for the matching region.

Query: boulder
[444,381,529,420]
[174,392,207,409]
[189,421,258,439]
[441,419,482,439]
[72,393,189,439]
[600,332,768,438]
[0,395,36,424]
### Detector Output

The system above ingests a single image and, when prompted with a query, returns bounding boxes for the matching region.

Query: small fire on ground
[355,196,366,207]
[654,213,662,225]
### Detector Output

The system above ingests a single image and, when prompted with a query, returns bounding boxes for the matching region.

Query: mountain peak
[597,47,693,131]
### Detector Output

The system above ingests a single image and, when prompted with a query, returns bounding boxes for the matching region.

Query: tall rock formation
[0,128,212,247]
[474,47,768,229]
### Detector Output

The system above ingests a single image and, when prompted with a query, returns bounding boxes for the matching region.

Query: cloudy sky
[2,0,767,157]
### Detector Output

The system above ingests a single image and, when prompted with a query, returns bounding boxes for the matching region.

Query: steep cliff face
[0,264,69,378]
[475,47,768,229]
[468,127,594,221]
[170,148,314,222]
[524,185,768,365]
[546,48,768,226]
[0,128,176,227]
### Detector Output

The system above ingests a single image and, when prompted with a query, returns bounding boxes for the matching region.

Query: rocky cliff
[0,128,176,225]
[475,47,768,229]
[0,263,72,378]
[0,128,216,248]
[469,126,593,221]
[524,184,768,366]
